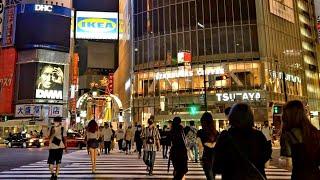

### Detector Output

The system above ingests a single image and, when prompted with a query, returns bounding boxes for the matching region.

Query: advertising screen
[15,4,71,52]
[76,11,118,40]
[0,48,17,115]
[35,63,64,100]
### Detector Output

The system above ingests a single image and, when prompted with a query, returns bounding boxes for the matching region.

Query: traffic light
[189,104,200,115]
[273,105,282,114]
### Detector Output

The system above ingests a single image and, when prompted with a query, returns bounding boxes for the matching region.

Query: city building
[127,0,320,129]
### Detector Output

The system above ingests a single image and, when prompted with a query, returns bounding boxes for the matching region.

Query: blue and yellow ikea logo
[77,17,118,33]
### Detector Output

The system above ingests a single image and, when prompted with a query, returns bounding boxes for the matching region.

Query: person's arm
[63,128,68,152]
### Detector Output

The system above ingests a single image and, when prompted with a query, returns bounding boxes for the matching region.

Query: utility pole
[203,64,208,111]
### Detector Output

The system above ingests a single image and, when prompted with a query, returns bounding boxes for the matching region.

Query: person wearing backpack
[141,118,160,176]
[47,117,67,180]
[186,121,199,163]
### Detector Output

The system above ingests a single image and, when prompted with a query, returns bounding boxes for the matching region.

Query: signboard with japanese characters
[15,104,63,117]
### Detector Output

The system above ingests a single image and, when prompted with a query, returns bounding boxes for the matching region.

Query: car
[44,131,86,149]
[4,133,44,148]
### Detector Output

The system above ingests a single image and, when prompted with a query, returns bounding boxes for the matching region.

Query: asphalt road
[0,146,75,172]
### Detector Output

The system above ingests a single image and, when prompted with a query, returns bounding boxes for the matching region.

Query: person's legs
[162,145,165,158]
[107,141,111,154]
[55,164,60,177]
[203,163,215,180]
[149,151,156,175]
[192,143,199,162]
[104,141,108,154]
[89,148,95,173]
[118,139,122,151]
[93,148,97,172]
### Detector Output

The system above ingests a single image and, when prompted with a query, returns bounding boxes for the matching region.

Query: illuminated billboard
[35,63,64,100]
[316,1,320,43]
[15,4,71,52]
[269,0,294,23]
[76,11,118,40]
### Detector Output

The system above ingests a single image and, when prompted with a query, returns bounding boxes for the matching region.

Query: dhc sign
[34,4,53,12]
[36,89,63,100]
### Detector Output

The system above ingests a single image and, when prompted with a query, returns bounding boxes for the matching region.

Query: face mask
[137,127,141,131]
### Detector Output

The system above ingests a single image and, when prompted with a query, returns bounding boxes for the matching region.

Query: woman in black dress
[170,117,188,180]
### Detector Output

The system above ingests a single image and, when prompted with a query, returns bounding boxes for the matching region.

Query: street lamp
[92,90,98,120]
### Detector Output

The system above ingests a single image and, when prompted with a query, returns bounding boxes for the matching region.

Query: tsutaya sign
[216,92,261,102]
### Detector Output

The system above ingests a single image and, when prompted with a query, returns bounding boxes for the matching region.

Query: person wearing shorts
[47,117,67,180]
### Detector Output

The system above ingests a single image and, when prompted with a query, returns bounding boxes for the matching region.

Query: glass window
[241,0,249,24]
[143,12,148,36]
[172,34,177,60]
[210,0,218,27]
[218,0,226,26]
[159,8,164,34]
[183,2,190,31]
[203,0,211,26]
[152,9,159,35]
[190,1,197,30]
[248,0,256,24]
[212,28,219,54]
[220,28,227,53]
[243,25,251,52]
[191,31,198,56]
[205,29,212,55]
[227,27,235,53]
[225,0,233,26]
[160,36,165,61]
[178,33,184,51]
[165,6,170,34]
[198,30,205,56]
[233,0,241,25]
[184,31,191,51]
[196,0,204,25]
[235,26,244,53]
[250,25,259,51]
[177,3,183,32]
[170,5,176,33]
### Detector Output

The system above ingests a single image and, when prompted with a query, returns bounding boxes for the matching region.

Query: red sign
[0,48,17,115]
[72,53,79,85]
[105,73,114,94]
[2,7,17,47]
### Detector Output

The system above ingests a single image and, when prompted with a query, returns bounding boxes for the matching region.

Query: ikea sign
[76,11,118,40]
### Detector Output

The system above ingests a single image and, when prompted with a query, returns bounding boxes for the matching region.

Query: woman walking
[197,112,219,180]
[161,125,170,159]
[213,103,271,180]
[281,100,320,180]
[125,126,134,154]
[86,120,99,173]
[47,117,67,180]
[134,125,143,158]
[170,117,188,180]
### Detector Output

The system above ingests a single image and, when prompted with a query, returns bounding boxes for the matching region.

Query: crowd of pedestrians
[46,100,319,180]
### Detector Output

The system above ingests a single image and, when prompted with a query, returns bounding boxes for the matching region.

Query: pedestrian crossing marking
[0,150,292,179]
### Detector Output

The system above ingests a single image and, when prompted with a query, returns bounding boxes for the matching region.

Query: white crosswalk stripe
[0,150,292,179]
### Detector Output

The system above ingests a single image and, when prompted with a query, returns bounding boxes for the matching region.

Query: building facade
[130,0,320,129]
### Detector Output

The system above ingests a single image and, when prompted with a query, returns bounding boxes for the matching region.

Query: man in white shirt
[102,123,113,154]
[115,124,125,152]
[47,117,67,180]
[262,121,273,160]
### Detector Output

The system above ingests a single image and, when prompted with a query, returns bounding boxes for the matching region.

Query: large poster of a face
[35,64,64,100]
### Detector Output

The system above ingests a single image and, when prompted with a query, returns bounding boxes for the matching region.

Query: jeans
[104,141,111,154]
[202,149,216,180]
[190,142,199,161]
[126,140,131,152]
[143,151,156,172]
[118,139,123,151]
[162,145,169,158]
[136,141,142,156]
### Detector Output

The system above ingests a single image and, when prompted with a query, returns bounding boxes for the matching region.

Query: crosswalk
[0,150,292,179]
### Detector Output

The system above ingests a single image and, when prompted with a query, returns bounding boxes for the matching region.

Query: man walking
[102,123,113,154]
[262,121,273,163]
[116,124,125,152]
[141,118,160,176]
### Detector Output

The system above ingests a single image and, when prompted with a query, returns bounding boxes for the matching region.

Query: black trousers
[104,141,111,154]
[118,139,123,150]
[162,145,169,158]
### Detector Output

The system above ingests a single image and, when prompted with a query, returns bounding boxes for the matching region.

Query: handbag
[52,136,61,146]
[228,134,267,180]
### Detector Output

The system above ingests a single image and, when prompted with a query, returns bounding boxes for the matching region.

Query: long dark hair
[282,100,320,159]
[172,117,183,132]
[200,112,218,142]
[87,120,98,133]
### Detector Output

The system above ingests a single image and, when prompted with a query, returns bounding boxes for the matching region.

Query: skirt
[87,139,99,149]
